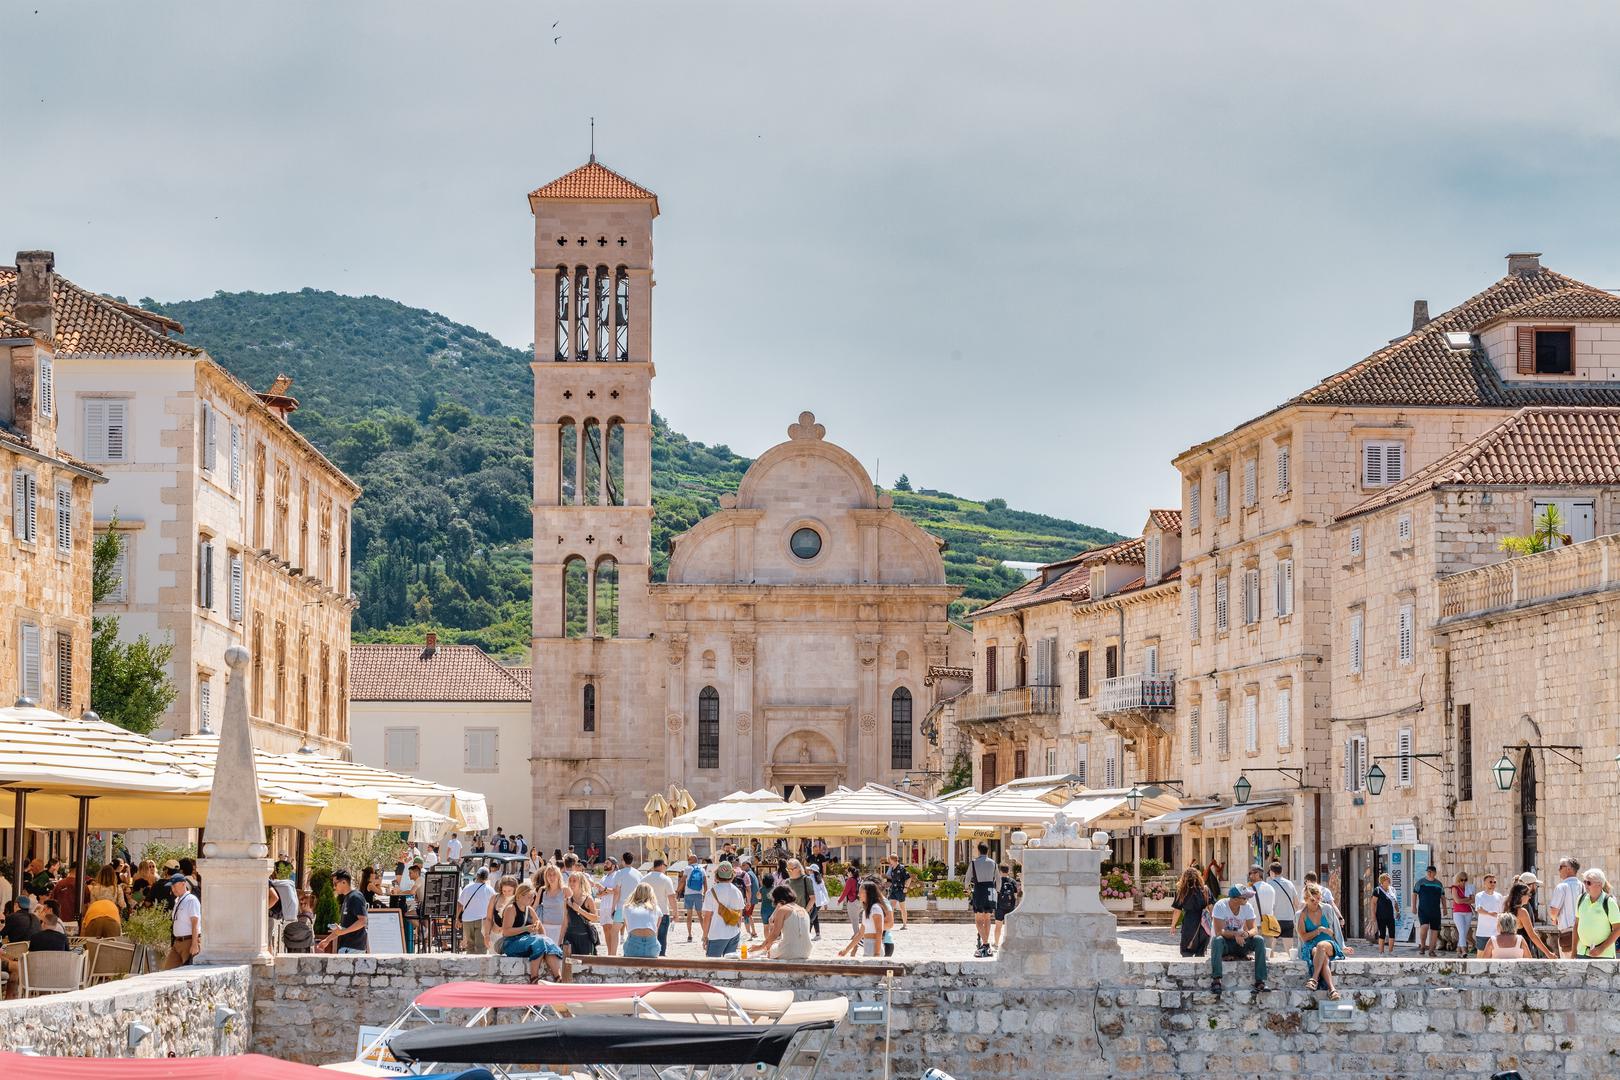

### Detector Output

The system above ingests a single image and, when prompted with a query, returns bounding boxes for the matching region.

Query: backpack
[996,877,1019,915]
[282,919,315,953]
[686,865,707,892]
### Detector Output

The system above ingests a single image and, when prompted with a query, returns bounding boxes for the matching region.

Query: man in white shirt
[1209,885,1267,994]
[1246,865,1278,938]
[641,858,677,956]
[164,876,202,970]
[447,834,463,863]
[1266,862,1300,939]
[1471,873,1505,954]
[1549,857,1582,958]
[458,868,495,954]
[1303,871,1336,911]
[701,861,746,957]
[602,853,643,956]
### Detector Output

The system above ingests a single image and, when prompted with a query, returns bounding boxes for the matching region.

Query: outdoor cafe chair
[88,940,136,983]
[19,950,86,996]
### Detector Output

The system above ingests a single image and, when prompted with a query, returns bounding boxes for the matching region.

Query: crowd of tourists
[1169,856,1620,998]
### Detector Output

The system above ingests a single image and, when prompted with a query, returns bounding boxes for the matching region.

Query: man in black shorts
[968,842,998,957]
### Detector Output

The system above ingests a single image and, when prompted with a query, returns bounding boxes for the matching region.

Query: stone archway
[766,729,843,795]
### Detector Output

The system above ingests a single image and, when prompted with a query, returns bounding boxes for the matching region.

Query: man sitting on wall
[1209,885,1268,995]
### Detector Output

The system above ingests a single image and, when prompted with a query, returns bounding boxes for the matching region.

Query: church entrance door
[570,810,606,863]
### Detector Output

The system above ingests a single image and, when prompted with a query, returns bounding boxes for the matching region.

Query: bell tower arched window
[563,556,589,638]
[582,420,602,505]
[698,686,720,769]
[554,266,570,361]
[891,687,913,769]
[574,266,590,360]
[558,418,577,504]
[594,264,611,361]
[615,267,630,361]
[593,556,619,638]
[582,683,596,732]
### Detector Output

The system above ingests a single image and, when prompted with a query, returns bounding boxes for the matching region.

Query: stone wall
[0,963,252,1058]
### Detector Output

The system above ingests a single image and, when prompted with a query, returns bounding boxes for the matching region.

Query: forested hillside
[147,290,1121,660]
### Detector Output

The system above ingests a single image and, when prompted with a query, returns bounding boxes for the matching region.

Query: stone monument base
[994,842,1123,985]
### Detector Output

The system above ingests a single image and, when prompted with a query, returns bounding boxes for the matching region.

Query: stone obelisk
[196,645,272,965]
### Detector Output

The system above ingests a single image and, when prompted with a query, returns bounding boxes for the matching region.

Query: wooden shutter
[20,622,41,700]
[1244,694,1258,753]
[1188,585,1200,640]
[1034,637,1054,687]
[1276,559,1293,617]
[1398,728,1413,787]
[230,554,244,622]
[1144,644,1158,674]
[984,645,997,693]
[1276,688,1290,748]
[13,470,27,540]
[1517,326,1536,374]
[1073,743,1087,785]
[56,633,72,709]
[106,400,127,461]
[1362,443,1383,487]
[1399,604,1414,663]
[1188,706,1201,761]
[1343,738,1355,791]
[202,402,218,470]
[199,678,212,729]
[1216,699,1230,755]
[26,474,36,543]
[1386,443,1405,483]
[55,485,72,554]
[1276,444,1290,494]
[108,543,128,602]
[38,353,52,417]
[1215,577,1229,631]
[1076,650,1089,699]
[230,424,242,492]
[1350,612,1364,674]
[1243,459,1257,507]
[1188,483,1200,530]
[1349,527,1362,556]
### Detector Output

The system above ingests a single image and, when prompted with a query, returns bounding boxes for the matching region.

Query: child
[1374,872,1397,955]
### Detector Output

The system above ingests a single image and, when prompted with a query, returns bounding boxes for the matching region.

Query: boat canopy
[412,979,715,1009]
[390,1016,835,1067]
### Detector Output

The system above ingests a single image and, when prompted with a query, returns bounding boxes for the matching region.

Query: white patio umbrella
[712,817,789,838]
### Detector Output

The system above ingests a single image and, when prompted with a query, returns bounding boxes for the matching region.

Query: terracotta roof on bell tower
[529,160,658,212]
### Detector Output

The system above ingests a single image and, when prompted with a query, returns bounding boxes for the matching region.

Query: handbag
[1259,913,1282,938]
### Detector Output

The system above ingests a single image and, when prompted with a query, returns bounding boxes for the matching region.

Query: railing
[956,685,1060,724]
[1095,671,1176,715]
[1438,534,1619,622]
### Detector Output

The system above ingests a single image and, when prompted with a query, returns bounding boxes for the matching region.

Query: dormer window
[1517,326,1573,376]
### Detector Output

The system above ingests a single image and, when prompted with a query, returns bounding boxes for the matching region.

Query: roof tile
[529,161,657,203]
[350,644,531,702]
[0,267,201,358]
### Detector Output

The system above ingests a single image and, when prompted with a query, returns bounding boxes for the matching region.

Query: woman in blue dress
[1297,882,1349,999]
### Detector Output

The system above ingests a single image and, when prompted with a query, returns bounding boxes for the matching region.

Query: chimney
[423,632,438,659]
[14,250,55,339]
[1507,252,1542,277]
[1411,300,1430,331]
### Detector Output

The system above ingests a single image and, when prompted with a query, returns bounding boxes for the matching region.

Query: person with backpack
[678,859,707,943]
[809,863,830,940]
[991,863,1020,949]
[1575,868,1620,958]
[458,867,495,954]
[968,842,997,957]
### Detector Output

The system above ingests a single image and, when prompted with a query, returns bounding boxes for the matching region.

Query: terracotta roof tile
[1340,406,1620,519]
[0,267,201,358]
[529,160,658,204]
[350,644,531,702]
[1149,509,1182,533]
[968,537,1143,619]
[0,312,40,339]
[505,666,532,691]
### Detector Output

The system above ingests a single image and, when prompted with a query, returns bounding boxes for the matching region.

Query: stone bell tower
[528,159,659,852]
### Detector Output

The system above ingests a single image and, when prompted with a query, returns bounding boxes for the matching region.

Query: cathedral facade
[527,160,963,852]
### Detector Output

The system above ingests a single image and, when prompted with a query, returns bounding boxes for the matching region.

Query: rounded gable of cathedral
[733,411,878,512]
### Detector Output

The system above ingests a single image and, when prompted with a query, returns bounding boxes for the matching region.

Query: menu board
[423,867,461,921]
[365,907,405,954]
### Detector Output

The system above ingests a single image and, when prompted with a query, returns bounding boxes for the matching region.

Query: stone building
[526,160,965,852]
[18,257,362,752]
[349,637,532,831]
[0,254,104,716]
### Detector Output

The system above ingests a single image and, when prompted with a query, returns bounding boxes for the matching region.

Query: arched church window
[615,267,630,361]
[582,420,603,505]
[698,687,720,769]
[605,420,624,507]
[574,266,590,360]
[594,265,611,361]
[555,267,570,361]
[558,418,577,504]
[593,556,619,638]
[563,556,589,638]
[582,683,596,732]
[891,687,913,770]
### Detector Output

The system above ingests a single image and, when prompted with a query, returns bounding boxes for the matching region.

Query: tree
[90,524,178,734]
[1499,504,1570,556]
[894,474,913,492]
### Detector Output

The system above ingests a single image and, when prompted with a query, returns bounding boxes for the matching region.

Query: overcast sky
[8,2,1620,534]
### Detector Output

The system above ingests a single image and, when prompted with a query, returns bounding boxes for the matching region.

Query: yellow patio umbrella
[643,792,670,828]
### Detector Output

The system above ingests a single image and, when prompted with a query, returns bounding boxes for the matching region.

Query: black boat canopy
[389,1016,836,1067]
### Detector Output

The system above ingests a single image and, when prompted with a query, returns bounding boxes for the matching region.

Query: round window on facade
[790,527,823,561]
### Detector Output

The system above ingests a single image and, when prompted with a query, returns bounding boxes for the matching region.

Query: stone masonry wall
[0,963,252,1058]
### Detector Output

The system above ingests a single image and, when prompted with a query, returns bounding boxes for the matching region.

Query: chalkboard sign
[366,907,405,954]
[423,867,461,921]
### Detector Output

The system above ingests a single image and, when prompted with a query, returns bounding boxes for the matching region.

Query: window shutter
[1216,699,1230,756]
[13,471,27,540]
[108,542,128,603]
[202,402,217,470]
[55,485,72,554]
[230,424,241,493]
[199,678,211,729]
[1387,443,1405,483]
[1398,603,1414,664]
[1362,443,1383,487]
[1215,577,1229,632]
[1276,559,1293,617]
[1074,743,1088,786]
[1104,738,1118,787]
[1244,568,1260,624]
[1145,644,1158,674]
[230,554,244,622]
[1350,612,1364,674]
[26,474,36,543]
[1344,738,1355,791]
[56,633,72,709]
[1076,650,1089,699]
[1188,585,1201,640]
[106,400,127,461]
[1357,735,1369,791]
[1188,483,1200,529]
[1243,458,1257,507]
[1349,527,1363,556]
[39,352,52,417]
[1276,688,1291,748]
[1517,326,1536,374]
[1398,728,1413,787]
[1276,444,1290,494]
[1035,637,1054,687]
[1243,694,1258,753]
[1188,706,1201,761]
[1397,514,1412,542]
[1146,534,1160,582]
[20,622,41,700]
[1215,471,1229,518]
[84,400,108,461]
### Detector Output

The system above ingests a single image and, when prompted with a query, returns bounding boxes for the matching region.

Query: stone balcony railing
[1438,533,1620,623]
[956,684,1060,724]
[1096,671,1176,716]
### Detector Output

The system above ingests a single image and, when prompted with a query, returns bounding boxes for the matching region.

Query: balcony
[1438,534,1620,623]
[1095,671,1176,739]
[956,685,1060,730]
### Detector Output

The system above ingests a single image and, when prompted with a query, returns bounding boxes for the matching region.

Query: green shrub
[933,879,968,900]
[124,905,174,949]
[314,875,340,932]
[1140,858,1171,878]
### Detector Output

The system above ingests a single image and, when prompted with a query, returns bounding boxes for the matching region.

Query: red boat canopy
[0,1053,334,1080]
[412,979,726,1009]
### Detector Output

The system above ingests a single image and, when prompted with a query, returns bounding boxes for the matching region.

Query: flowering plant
[1101,869,1136,900]
[1143,879,1172,902]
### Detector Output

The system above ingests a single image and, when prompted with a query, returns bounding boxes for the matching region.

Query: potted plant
[932,878,969,912]
[1141,877,1175,912]
[124,905,174,974]
[1100,869,1136,913]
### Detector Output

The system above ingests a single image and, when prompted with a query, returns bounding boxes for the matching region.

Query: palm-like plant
[1499,504,1569,556]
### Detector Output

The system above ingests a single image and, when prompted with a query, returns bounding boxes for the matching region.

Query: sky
[7,1,1620,534]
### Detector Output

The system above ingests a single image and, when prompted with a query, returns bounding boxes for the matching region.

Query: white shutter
[1387,443,1405,483]
[1397,514,1412,542]
[1398,728,1413,788]
[1243,693,1258,753]
[1275,559,1293,618]
[1398,603,1414,664]
[83,400,108,461]
[1243,458,1257,507]
[1045,747,1057,774]
[1215,577,1229,631]
[229,554,244,622]
[1188,584,1201,640]
[19,622,41,701]
[230,423,241,493]
[1363,441,1405,487]
[1276,444,1290,494]
[1244,568,1260,624]
[1188,483,1201,530]
[106,400,127,461]
[1074,742,1088,786]
[1357,735,1369,791]
[1146,534,1160,583]
[199,678,212,729]
[1276,687,1291,749]
[38,352,52,417]
[1349,527,1362,557]
[1144,644,1158,674]
[25,474,36,544]
[386,728,420,771]
[465,729,499,771]
[55,485,72,554]
[1350,612,1364,674]
[1215,471,1230,518]
[1188,706,1201,761]
[1035,636,1055,687]
[1343,738,1354,791]
[1104,738,1119,788]
[13,471,27,541]
[202,402,217,471]
[198,538,214,609]
[1216,698,1230,756]
[108,542,128,603]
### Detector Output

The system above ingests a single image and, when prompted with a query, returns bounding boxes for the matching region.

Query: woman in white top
[536,864,569,947]
[483,875,519,956]
[621,882,662,958]
[1481,912,1525,959]
[839,881,888,958]
[761,885,813,961]
[1471,875,1505,954]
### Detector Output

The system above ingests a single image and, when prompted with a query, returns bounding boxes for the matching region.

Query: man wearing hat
[162,875,202,969]
[701,861,746,957]
[1208,885,1268,994]
[2,895,39,945]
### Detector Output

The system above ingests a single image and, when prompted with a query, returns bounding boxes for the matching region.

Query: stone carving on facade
[1035,809,1084,848]
[736,711,752,734]
[666,633,687,667]
[858,636,879,667]
[733,636,754,666]
[926,634,948,667]
[666,713,683,733]
[860,713,877,734]
[787,411,826,441]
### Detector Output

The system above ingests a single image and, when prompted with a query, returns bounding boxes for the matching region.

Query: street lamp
[1492,753,1517,792]
[1365,763,1387,797]
[1125,785,1144,813]
[1233,775,1252,806]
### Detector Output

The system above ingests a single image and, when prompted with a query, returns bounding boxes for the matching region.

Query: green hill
[146,290,1122,660]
